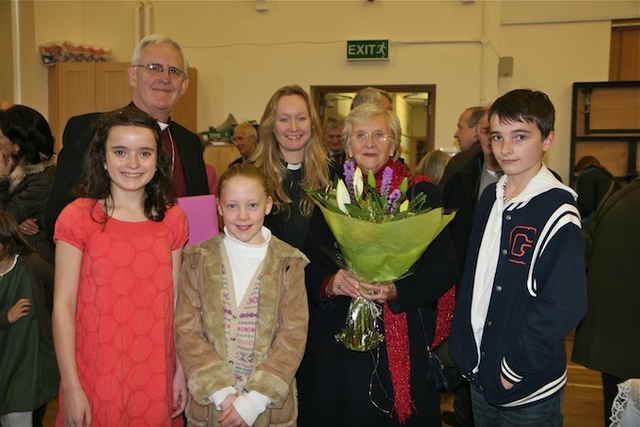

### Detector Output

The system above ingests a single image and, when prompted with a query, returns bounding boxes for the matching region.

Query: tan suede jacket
[175,234,309,427]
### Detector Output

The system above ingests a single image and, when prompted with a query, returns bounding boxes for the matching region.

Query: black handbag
[417,307,455,392]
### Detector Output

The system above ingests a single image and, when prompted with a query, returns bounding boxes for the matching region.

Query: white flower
[336,179,351,215]
[353,167,364,201]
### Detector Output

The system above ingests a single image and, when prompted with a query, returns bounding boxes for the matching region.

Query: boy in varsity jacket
[449,89,587,426]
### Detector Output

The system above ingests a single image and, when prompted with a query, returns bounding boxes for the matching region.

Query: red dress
[54,198,188,427]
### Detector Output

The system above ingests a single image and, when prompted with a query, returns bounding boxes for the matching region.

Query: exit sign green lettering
[347,40,389,61]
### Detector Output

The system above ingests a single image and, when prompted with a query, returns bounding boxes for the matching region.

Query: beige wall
[13,0,640,182]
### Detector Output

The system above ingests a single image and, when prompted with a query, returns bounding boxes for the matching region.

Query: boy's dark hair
[0,105,55,165]
[489,89,555,139]
[74,108,175,223]
[0,212,34,259]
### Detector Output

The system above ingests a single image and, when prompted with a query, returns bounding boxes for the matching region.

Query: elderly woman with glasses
[296,103,457,426]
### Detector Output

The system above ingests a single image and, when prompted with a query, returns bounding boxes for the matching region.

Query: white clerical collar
[286,162,302,171]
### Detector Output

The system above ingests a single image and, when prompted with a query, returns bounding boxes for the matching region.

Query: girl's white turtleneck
[223,226,271,305]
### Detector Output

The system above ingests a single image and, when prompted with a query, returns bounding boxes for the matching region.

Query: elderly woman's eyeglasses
[132,63,187,80]
[352,131,389,143]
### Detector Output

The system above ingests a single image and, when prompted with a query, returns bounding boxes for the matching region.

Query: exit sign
[347,40,389,61]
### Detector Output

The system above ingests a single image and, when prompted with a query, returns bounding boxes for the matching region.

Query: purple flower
[380,167,393,198]
[386,189,402,216]
[343,160,356,203]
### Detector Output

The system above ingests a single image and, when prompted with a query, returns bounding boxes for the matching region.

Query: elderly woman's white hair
[342,103,401,161]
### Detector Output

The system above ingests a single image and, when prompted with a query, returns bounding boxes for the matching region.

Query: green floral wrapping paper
[307,161,456,351]
[317,204,456,284]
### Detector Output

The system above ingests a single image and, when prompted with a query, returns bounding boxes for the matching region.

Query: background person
[440,109,500,427]
[351,86,393,110]
[573,155,621,218]
[572,174,640,426]
[572,155,621,267]
[323,115,345,165]
[439,106,488,188]
[0,105,57,265]
[52,109,187,426]
[252,85,331,250]
[297,103,457,426]
[414,149,451,186]
[441,109,502,280]
[453,107,485,153]
[0,101,14,111]
[229,122,258,167]
[0,212,58,427]
[45,34,209,242]
[176,164,309,427]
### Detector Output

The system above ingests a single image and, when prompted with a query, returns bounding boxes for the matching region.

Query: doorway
[311,84,436,171]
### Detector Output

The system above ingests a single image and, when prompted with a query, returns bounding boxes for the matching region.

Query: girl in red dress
[53,109,188,426]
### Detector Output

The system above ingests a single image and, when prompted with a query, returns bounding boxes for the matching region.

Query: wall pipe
[144,2,153,37]
[134,2,143,45]
[11,0,21,102]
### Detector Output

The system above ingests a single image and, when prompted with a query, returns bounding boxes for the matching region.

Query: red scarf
[373,160,431,424]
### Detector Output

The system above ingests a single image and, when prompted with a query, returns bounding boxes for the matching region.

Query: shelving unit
[570,81,640,186]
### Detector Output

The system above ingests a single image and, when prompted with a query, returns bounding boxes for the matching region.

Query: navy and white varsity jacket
[450,165,587,408]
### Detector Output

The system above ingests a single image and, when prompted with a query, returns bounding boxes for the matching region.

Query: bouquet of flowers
[306,160,455,352]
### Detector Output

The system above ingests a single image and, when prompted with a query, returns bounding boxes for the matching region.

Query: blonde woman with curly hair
[252,85,331,250]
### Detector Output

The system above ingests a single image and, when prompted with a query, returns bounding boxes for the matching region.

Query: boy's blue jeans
[470,384,564,427]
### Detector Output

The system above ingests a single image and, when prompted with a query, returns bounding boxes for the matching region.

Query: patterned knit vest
[222,257,263,389]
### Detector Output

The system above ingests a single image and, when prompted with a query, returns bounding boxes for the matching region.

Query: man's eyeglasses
[352,131,389,143]
[132,63,187,81]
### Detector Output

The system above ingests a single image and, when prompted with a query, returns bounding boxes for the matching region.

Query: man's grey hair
[323,115,344,131]
[131,34,188,71]
[234,122,257,139]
